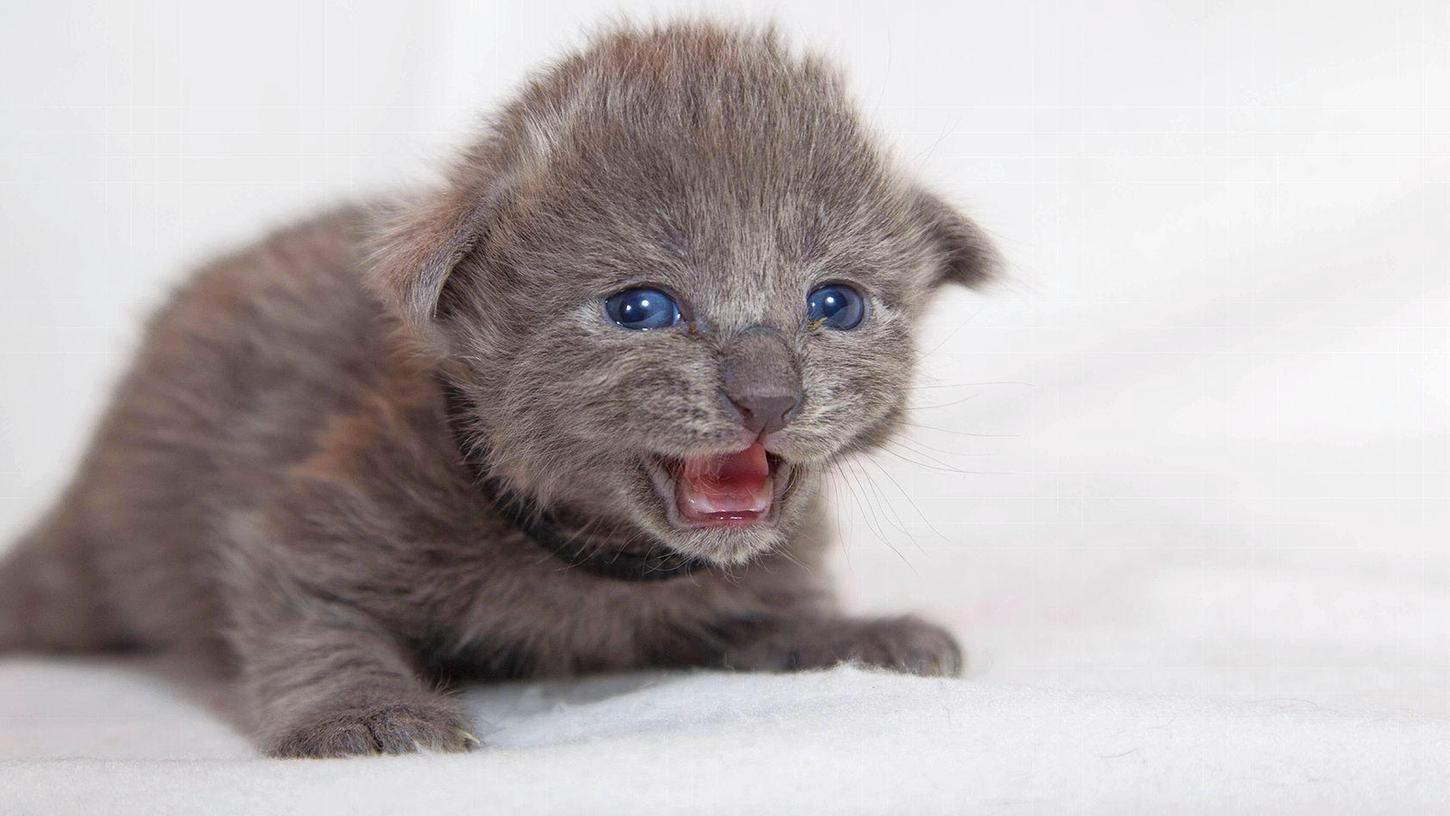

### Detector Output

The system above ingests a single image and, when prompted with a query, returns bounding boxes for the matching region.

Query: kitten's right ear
[366,157,510,345]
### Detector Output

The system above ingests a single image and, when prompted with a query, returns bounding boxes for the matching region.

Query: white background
[0,1,1446,810]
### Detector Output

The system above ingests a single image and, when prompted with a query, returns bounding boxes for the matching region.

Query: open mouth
[647,442,793,529]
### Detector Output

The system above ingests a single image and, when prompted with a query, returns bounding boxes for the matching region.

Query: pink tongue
[676,442,772,520]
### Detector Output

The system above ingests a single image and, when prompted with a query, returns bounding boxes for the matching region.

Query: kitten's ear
[366,161,507,344]
[914,190,1000,288]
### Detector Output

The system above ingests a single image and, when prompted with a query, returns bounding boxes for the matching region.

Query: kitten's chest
[444,564,790,678]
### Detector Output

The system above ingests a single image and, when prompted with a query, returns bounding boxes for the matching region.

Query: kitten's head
[372,22,996,566]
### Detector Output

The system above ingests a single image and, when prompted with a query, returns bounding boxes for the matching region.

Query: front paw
[264,693,477,758]
[730,615,964,677]
[818,615,964,677]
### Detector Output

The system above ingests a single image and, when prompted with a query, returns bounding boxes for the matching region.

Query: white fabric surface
[0,662,1445,813]
[1,1,1447,813]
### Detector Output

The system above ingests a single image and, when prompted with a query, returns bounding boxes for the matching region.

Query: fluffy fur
[0,21,996,757]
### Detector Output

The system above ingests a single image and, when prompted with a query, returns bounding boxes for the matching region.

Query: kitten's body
[0,23,990,757]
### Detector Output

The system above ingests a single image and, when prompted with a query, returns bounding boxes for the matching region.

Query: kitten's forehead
[515,156,917,326]
[440,21,963,337]
[492,31,923,320]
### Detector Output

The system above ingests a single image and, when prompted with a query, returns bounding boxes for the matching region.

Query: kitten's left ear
[913,189,1000,288]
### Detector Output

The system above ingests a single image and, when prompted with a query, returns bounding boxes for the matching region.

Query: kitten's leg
[0,508,135,653]
[232,594,473,758]
[721,614,964,678]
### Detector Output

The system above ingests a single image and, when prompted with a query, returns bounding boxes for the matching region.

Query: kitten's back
[0,209,383,657]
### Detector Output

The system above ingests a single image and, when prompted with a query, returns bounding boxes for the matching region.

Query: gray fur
[0,21,995,757]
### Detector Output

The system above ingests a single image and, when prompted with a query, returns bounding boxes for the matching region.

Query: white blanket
[0,661,1444,813]
[0,1,1445,813]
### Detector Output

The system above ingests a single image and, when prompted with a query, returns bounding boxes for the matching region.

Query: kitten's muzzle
[720,326,802,436]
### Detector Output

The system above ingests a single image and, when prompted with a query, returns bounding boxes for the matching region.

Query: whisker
[849,458,913,539]
[850,459,926,556]
[899,442,994,458]
[909,392,985,412]
[904,421,1018,439]
[893,434,996,460]
[921,303,989,358]
[880,442,1013,476]
[826,462,853,570]
[843,461,894,548]
[908,380,1035,390]
[838,460,916,573]
[862,454,952,544]
[774,546,813,576]
[831,461,884,546]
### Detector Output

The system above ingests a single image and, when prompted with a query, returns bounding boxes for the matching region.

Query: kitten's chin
[641,443,799,565]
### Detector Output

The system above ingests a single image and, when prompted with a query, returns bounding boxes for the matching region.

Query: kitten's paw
[730,615,964,677]
[835,615,964,677]
[264,695,476,758]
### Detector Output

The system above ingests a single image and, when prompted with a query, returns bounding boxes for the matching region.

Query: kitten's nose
[729,393,800,436]
[721,326,803,436]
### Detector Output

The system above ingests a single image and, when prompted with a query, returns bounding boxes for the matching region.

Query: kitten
[0,21,996,757]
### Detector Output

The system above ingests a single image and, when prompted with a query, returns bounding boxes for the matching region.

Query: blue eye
[605,287,681,330]
[806,284,865,330]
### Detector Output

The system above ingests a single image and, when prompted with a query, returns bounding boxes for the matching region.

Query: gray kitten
[0,21,996,757]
